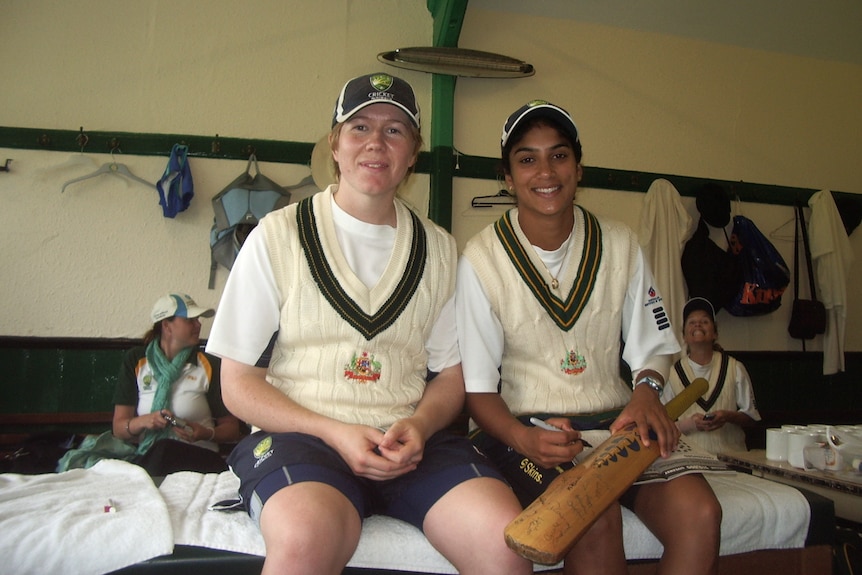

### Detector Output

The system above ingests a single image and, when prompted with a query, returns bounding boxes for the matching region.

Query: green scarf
[136,338,193,455]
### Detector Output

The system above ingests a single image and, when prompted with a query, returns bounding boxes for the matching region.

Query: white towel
[708,471,809,554]
[620,471,809,560]
[158,470,563,573]
[0,459,173,575]
[159,469,808,570]
[159,469,265,556]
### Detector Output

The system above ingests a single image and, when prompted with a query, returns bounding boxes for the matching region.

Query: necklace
[536,232,573,290]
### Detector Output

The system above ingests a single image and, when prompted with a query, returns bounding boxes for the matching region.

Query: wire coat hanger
[61,146,155,193]
[471,188,515,208]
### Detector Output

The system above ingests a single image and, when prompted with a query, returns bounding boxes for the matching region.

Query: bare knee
[672,480,722,538]
[259,483,361,575]
[424,478,532,575]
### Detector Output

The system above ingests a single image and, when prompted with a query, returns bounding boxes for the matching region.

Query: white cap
[151,294,215,322]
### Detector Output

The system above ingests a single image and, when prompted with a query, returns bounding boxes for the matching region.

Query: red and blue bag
[725,214,790,317]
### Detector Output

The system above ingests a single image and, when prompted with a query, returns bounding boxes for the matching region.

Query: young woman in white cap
[113,293,241,475]
[664,296,761,454]
[206,74,531,575]
[456,100,721,575]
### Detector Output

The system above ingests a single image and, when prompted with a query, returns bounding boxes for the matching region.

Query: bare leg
[632,475,721,575]
[259,482,362,575]
[563,501,628,575]
[423,477,533,575]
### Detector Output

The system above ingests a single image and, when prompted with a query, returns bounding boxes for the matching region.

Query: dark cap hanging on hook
[696,183,731,228]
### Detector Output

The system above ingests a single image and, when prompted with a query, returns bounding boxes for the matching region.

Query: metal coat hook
[211,134,221,154]
[0,159,11,172]
[75,127,89,151]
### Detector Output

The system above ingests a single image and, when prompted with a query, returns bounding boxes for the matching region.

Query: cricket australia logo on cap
[370,73,394,92]
[368,74,397,103]
[252,436,273,468]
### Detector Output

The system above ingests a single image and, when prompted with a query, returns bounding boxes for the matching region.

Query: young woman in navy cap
[457,100,722,575]
[207,74,531,575]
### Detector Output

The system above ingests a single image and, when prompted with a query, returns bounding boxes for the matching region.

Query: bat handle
[665,377,708,420]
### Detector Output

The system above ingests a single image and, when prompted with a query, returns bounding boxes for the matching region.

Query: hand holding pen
[529,417,593,448]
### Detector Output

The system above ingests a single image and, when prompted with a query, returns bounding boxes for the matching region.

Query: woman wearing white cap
[457,100,721,574]
[663,296,761,454]
[112,293,241,475]
[207,74,531,574]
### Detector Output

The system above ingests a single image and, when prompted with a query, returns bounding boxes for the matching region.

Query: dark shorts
[227,429,505,530]
[133,438,228,477]
[470,411,640,509]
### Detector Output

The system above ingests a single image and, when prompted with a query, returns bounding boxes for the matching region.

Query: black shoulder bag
[788,202,826,341]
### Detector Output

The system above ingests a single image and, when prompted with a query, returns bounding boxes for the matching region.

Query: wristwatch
[635,375,664,394]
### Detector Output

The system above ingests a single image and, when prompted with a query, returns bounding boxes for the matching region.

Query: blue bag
[156,143,194,218]
[724,215,790,316]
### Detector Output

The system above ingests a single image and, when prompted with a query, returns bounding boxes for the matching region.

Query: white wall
[1,1,860,352]
[450,8,862,352]
[0,0,431,338]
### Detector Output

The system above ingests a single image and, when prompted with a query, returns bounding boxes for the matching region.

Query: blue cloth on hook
[156,144,194,218]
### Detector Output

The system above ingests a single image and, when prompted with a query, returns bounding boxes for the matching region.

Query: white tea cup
[765,428,788,461]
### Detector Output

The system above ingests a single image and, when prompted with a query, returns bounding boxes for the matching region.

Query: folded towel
[0,459,174,575]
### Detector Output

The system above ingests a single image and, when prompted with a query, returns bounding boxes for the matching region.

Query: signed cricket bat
[503,377,709,565]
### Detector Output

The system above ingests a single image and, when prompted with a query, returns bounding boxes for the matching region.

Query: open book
[574,430,733,484]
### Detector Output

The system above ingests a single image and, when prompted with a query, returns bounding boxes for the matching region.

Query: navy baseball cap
[501,100,579,148]
[683,297,716,323]
[332,73,420,128]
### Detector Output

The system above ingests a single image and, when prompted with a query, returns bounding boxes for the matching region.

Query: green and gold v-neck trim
[494,207,603,331]
[297,197,427,341]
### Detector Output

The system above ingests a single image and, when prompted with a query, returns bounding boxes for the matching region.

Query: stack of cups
[765,425,825,468]
[766,423,862,471]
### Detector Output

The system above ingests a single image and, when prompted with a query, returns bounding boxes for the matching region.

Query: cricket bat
[503,377,709,565]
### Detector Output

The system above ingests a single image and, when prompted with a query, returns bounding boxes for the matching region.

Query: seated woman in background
[664,297,761,454]
[112,293,241,476]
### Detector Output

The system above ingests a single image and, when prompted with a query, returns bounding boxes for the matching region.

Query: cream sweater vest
[260,191,456,428]
[669,353,747,453]
[464,207,638,416]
